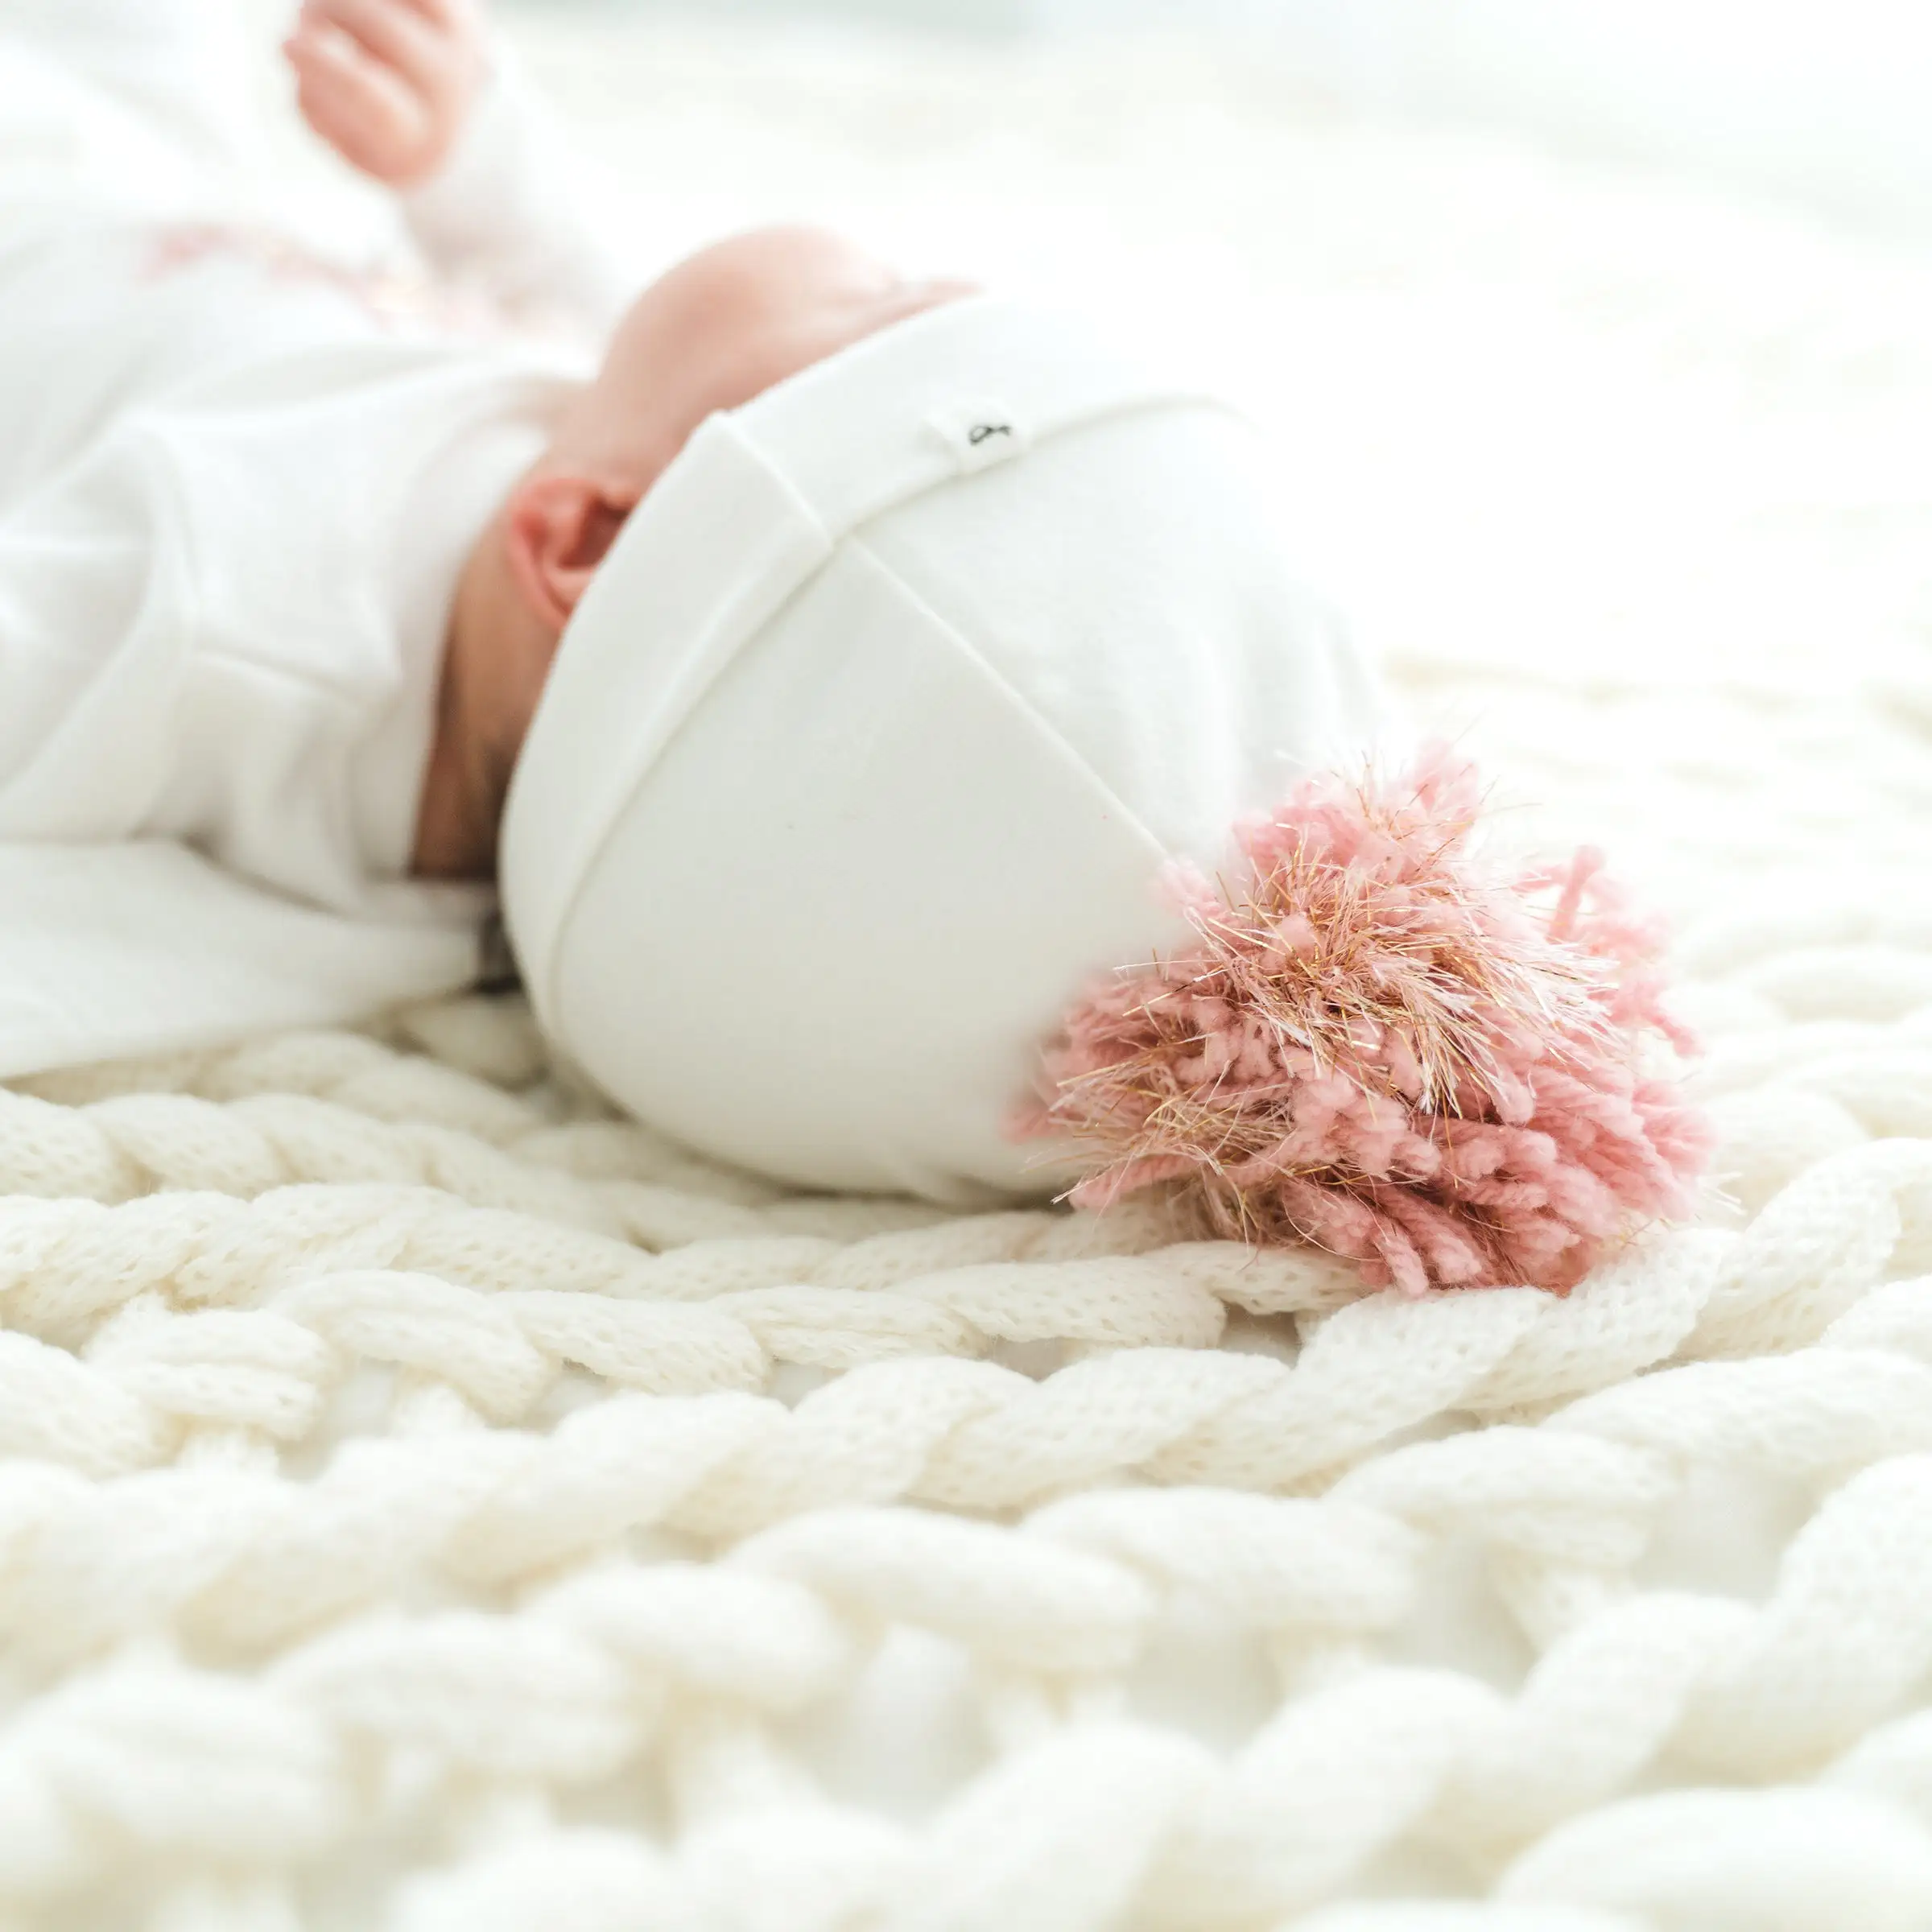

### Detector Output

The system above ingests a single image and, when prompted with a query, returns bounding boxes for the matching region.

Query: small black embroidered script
[968,422,1013,446]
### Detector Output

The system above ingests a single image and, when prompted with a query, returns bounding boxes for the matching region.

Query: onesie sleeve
[396,45,642,343]
[0,428,178,844]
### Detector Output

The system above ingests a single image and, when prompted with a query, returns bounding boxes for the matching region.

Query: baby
[0,0,972,1061]
[0,0,1702,1291]
[296,10,980,882]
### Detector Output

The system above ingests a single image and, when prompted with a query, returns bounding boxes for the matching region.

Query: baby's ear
[503,470,638,635]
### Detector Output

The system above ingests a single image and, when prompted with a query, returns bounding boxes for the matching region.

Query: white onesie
[0,2,624,1080]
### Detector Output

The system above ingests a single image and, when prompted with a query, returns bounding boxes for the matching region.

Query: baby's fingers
[286,23,430,184]
[302,0,447,100]
[398,0,475,25]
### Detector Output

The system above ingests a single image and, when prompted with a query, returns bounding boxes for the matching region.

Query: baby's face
[569,225,972,499]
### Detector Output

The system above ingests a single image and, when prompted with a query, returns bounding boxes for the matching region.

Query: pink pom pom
[1017,749,1712,1296]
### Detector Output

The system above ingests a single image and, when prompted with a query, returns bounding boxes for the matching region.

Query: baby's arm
[284,0,635,338]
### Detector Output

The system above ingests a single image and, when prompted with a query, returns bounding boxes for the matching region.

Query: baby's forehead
[646,225,897,323]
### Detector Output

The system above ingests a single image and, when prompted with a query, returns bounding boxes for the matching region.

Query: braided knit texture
[12,19,1932,1930]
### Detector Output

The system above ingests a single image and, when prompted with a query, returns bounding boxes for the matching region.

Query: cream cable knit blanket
[10,19,1932,1930]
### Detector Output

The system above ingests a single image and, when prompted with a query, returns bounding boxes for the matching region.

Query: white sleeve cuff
[399,43,638,341]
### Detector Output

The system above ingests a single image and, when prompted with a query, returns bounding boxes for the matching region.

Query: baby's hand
[284,0,489,190]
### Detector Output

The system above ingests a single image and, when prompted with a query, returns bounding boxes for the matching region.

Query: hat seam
[840,530,1178,881]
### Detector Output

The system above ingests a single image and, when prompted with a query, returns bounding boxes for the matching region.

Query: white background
[510,0,1932,242]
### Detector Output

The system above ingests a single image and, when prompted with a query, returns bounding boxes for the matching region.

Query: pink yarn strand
[1018,749,1712,1295]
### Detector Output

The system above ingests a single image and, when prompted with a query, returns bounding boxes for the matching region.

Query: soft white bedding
[6,16,1932,1927]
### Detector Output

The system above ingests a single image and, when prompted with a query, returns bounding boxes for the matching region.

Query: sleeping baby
[0,0,1705,1294]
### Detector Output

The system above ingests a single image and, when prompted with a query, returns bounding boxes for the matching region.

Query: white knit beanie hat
[500,297,1384,1205]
